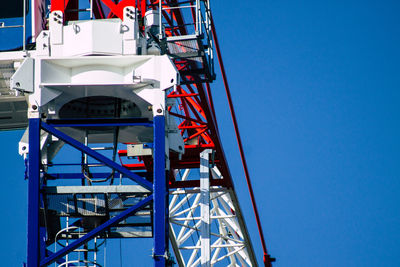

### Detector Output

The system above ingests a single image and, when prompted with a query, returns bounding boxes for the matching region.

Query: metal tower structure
[0,0,274,266]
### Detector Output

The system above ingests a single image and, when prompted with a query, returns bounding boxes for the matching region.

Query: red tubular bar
[168,93,199,98]
[205,82,218,131]
[178,125,207,129]
[210,12,275,267]
[119,163,146,170]
[183,128,208,142]
[168,112,207,125]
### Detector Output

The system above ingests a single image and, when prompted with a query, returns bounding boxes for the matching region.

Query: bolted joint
[152,251,175,265]
[263,253,276,267]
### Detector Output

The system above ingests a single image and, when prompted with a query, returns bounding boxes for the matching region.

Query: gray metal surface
[0,57,28,130]
[44,185,153,240]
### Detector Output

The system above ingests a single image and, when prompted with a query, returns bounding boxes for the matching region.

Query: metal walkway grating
[44,185,153,240]
[166,36,214,84]
[0,59,28,130]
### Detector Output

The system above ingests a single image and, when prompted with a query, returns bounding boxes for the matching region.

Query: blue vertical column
[27,118,41,267]
[153,115,168,266]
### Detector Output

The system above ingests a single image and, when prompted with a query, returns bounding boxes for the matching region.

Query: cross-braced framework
[169,167,256,266]
[0,0,274,266]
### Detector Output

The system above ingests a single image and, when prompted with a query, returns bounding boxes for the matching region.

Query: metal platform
[0,95,27,130]
[166,34,215,84]
[0,56,27,130]
[159,0,215,84]
[44,185,153,241]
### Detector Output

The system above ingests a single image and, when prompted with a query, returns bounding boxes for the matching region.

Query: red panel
[51,0,70,12]
[121,163,146,170]
[51,0,78,20]
[52,0,147,21]
[100,0,140,19]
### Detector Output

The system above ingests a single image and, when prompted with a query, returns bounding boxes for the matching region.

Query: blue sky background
[1,0,400,266]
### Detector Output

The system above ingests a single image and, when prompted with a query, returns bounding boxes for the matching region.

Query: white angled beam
[200,149,212,267]
[169,165,256,266]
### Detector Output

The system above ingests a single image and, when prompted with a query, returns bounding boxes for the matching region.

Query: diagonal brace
[41,122,153,190]
[40,194,153,266]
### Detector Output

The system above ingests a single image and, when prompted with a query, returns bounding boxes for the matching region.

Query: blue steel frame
[40,195,154,266]
[27,117,169,267]
[41,122,153,190]
[153,115,168,266]
[27,118,41,267]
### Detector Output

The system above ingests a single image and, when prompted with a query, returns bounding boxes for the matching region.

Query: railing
[159,0,215,83]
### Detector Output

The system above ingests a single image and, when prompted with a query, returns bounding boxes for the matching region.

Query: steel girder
[169,166,257,266]
[27,117,169,267]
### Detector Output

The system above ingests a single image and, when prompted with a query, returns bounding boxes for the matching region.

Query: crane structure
[0,1,274,266]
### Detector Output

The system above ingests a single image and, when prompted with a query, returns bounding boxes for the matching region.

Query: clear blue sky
[1,1,400,266]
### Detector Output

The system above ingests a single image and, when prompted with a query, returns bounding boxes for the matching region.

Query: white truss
[169,165,257,266]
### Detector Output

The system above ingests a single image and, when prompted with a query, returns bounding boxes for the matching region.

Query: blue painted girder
[40,195,153,266]
[41,122,153,190]
[27,118,41,267]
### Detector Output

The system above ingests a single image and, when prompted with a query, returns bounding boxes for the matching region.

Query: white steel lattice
[169,167,255,266]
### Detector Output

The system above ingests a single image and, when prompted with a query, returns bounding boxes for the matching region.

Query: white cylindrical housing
[144,10,160,28]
